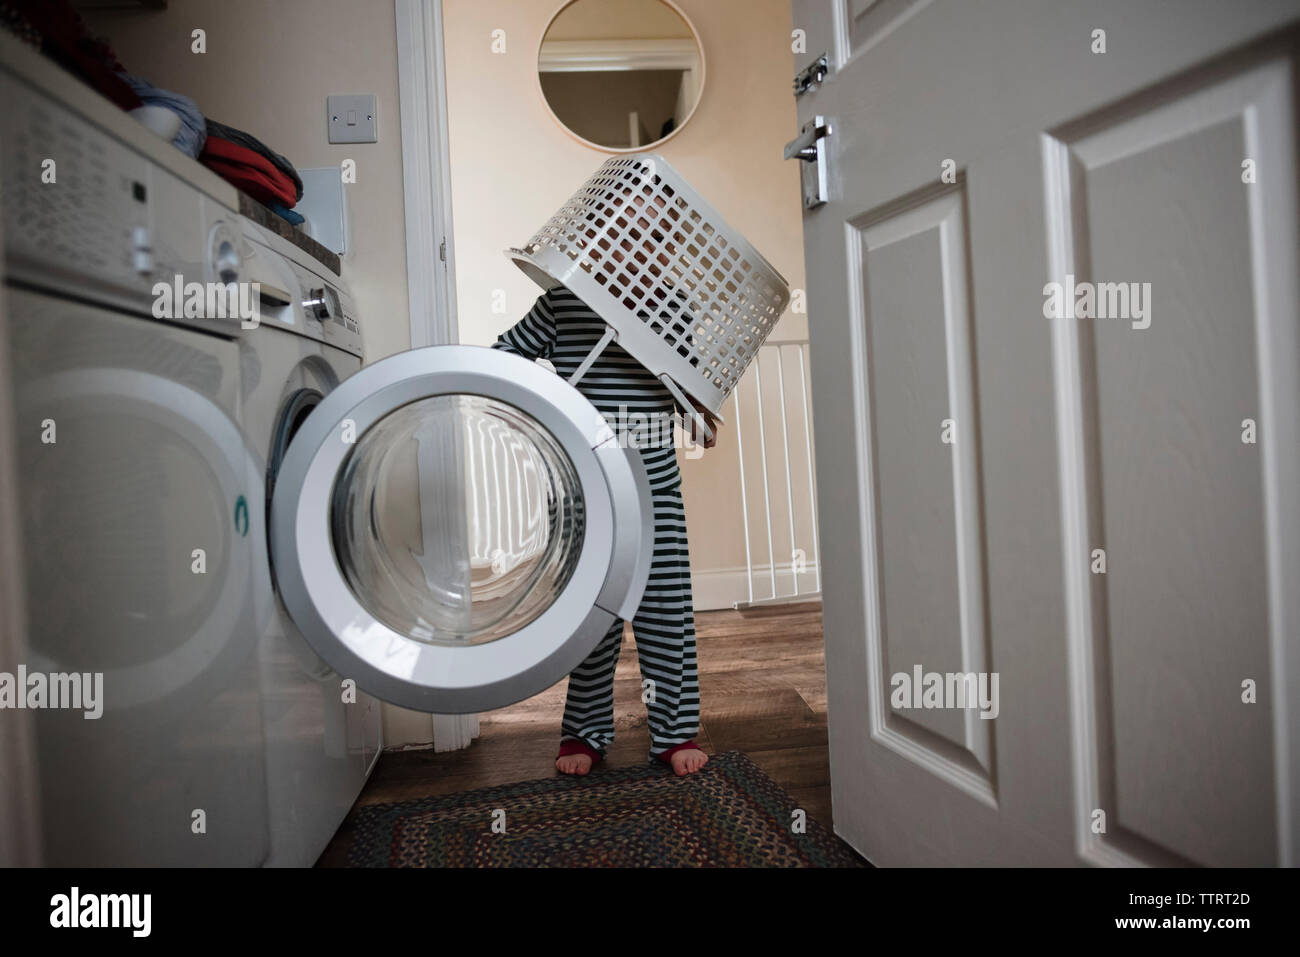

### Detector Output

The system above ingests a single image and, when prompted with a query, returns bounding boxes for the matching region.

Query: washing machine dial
[302,287,337,322]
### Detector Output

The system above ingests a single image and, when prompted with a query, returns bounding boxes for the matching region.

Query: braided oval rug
[344,750,865,867]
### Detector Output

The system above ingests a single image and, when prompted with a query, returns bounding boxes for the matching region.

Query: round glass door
[270,345,652,714]
[332,394,586,646]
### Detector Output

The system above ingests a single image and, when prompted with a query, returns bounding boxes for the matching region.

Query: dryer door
[269,345,652,714]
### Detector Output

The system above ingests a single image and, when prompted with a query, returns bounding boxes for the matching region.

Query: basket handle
[659,374,715,447]
[567,325,617,387]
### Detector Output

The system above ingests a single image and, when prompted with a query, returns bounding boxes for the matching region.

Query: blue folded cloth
[268,203,305,226]
[116,71,206,158]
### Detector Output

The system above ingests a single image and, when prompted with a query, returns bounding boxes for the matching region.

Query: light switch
[327,95,378,143]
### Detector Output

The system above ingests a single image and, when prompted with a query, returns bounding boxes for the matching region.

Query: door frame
[395,0,459,349]
[394,0,476,749]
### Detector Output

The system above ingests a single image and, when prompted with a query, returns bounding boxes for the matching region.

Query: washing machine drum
[269,345,653,714]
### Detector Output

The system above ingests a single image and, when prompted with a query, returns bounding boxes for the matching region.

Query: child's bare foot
[556,739,601,775]
[555,752,594,775]
[657,741,709,776]
[668,748,709,776]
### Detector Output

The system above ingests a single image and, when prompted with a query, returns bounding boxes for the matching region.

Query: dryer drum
[265,386,323,592]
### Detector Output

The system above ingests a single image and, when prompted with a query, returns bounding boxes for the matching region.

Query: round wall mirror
[538,0,705,152]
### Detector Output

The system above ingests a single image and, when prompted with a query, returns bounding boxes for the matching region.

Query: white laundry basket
[506,153,791,434]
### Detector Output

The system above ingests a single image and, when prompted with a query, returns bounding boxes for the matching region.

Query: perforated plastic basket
[506,153,791,424]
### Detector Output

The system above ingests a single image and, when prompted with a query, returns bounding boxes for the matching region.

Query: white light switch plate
[327,94,377,143]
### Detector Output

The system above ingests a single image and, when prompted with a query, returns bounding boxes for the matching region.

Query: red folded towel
[200,135,297,208]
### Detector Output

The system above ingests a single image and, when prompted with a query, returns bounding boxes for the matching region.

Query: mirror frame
[534,0,707,153]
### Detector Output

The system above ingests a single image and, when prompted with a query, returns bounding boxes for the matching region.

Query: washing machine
[231,214,381,867]
[1,38,272,865]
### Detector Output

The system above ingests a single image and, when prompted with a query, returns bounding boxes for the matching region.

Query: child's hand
[684,396,720,449]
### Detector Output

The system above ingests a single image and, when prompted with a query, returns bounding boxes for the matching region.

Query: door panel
[1042,53,1299,867]
[843,0,933,58]
[794,0,1300,865]
[854,182,995,794]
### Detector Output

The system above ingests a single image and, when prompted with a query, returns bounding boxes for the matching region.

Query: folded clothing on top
[201,135,299,208]
[205,118,304,202]
[117,71,207,158]
[267,203,305,226]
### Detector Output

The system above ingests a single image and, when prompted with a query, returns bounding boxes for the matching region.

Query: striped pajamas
[493,286,700,758]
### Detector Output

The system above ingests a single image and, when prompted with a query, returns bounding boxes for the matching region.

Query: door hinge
[784,116,832,209]
[793,54,829,96]
[439,238,447,262]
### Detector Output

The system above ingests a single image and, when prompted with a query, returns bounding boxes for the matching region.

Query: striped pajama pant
[494,286,702,759]
[562,460,700,759]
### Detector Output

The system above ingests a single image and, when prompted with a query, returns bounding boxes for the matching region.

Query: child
[493,286,715,776]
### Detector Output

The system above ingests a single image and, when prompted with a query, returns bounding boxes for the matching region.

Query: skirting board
[692,563,822,610]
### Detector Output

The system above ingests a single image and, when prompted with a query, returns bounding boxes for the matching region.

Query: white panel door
[792,0,1300,865]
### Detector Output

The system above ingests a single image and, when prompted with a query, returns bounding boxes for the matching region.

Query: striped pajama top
[492,286,683,491]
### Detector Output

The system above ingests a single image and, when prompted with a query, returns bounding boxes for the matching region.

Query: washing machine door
[269,345,653,714]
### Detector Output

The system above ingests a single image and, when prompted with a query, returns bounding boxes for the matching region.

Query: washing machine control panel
[0,66,251,340]
[239,222,362,358]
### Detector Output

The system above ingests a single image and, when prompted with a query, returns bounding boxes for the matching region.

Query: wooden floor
[318,601,833,866]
